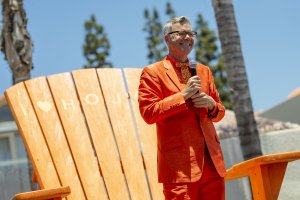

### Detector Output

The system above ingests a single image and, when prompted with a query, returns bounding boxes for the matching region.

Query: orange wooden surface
[25,77,85,199]
[5,83,61,189]
[249,162,287,200]
[226,151,300,180]
[124,68,164,200]
[47,73,107,199]
[12,186,70,200]
[265,162,287,199]
[226,151,300,200]
[97,68,151,200]
[72,69,129,200]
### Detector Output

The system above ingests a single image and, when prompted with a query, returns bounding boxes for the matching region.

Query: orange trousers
[163,147,225,200]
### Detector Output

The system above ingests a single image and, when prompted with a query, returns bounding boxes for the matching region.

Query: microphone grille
[189,60,198,76]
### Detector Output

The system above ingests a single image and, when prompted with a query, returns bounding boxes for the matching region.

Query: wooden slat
[72,69,129,200]
[249,166,268,200]
[266,163,287,199]
[25,77,85,200]
[4,82,60,189]
[97,68,151,200]
[247,162,288,200]
[123,68,164,200]
[47,73,107,200]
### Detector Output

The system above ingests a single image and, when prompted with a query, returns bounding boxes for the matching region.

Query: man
[138,16,226,199]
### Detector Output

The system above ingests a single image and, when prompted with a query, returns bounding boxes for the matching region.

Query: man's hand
[190,92,216,110]
[181,76,201,100]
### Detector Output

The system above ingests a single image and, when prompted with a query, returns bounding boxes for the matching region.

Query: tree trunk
[211,0,262,160]
[1,0,34,190]
[2,0,33,84]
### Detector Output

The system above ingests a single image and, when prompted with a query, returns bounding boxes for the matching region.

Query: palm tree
[211,0,262,160]
[1,0,33,84]
[1,0,34,190]
[194,14,232,109]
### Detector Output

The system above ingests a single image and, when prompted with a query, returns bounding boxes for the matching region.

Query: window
[0,136,12,161]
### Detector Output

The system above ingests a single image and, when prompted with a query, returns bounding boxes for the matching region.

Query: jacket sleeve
[207,68,225,122]
[138,67,189,124]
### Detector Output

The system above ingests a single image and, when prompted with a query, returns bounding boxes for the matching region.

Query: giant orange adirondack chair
[5,68,300,200]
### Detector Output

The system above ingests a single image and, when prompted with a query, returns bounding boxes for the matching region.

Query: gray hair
[162,16,191,35]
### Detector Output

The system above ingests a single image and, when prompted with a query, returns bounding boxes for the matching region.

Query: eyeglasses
[168,31,197,38]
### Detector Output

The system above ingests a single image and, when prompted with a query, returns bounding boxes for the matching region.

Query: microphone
[189,60,198,76]
[189,60,201,95]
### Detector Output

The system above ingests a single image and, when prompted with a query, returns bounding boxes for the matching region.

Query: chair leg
[249,162,287,200]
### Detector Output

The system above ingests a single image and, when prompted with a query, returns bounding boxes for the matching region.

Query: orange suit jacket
[138,57,226,183]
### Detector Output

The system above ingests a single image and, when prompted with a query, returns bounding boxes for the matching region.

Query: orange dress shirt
[138,56,226,183]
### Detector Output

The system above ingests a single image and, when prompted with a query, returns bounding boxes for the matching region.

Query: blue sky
[0,0,299,112]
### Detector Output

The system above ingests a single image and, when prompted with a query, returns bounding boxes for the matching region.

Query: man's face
[165,22,194,59]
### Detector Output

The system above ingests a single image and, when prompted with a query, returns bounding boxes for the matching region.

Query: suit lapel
[163,58,182,91]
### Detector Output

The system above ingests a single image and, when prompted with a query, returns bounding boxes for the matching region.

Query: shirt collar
[166,55,189,67]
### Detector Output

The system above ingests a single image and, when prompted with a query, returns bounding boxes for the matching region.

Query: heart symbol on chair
[37,101,52,112]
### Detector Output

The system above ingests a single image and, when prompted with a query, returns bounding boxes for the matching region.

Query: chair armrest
[11,186,71,200]
[225,151,300,199]
[225,151,300,180]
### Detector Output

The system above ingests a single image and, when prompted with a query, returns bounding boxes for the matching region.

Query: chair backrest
[5,68,164,200]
